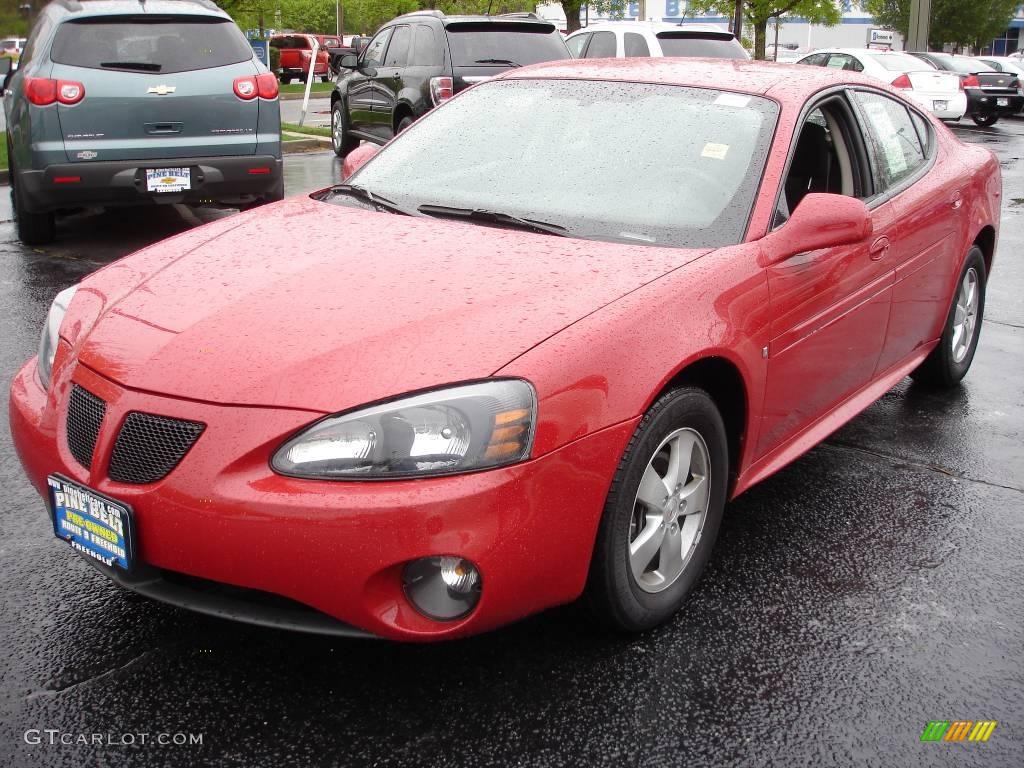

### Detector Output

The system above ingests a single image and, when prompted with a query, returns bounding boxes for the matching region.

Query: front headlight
[272,380,537,479]
[37,285,78,390]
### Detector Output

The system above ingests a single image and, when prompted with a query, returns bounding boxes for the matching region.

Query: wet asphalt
[0,122,1022,768]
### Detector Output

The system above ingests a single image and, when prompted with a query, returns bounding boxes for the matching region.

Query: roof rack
[397,9,445,18]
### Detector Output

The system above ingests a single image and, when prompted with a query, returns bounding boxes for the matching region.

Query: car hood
[76,196,708,413]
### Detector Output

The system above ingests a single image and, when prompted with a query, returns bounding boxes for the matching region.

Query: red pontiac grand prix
[10,59,1000,641]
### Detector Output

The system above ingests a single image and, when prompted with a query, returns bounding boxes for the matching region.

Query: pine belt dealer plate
[146,167,191,193]
[47,474,134,571]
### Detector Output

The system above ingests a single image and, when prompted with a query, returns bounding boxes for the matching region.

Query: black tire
[280,75,292,85]
[9,146,56,246]
[972,111,998,127]
[911,246,987,388]
[583,387,729,632]
[331,99,359,157]
[396,115,414,134]
[320,75,330,83]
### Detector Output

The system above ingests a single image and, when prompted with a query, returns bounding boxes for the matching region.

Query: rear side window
[624,32,650,57]
[384,25,411,67]
[852,90,926,191]
[585,31,616,59]
[798,53,828,66]
[52,17,253,74]
[655,32,746,59]
[411,25,443,67]
[444,22,570,67]
[565,33,590,58]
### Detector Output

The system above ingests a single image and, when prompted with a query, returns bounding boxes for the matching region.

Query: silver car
[1,0,283,245]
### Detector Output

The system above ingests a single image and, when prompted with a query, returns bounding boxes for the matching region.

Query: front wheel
[911,247,987,388]
[972,111,998,127]
[331,100,359,157]
[584,387,729,632]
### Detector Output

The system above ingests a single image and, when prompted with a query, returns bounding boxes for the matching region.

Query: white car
[796,48,967,120]
[978,56,1024,76]
[565,21,748,60]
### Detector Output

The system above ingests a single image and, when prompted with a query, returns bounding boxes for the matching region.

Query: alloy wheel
[951,267,979,364]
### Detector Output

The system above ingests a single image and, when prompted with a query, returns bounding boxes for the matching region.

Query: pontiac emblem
[147,85,176,95]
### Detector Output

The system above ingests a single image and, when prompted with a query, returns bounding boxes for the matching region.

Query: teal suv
[1,0,283,245]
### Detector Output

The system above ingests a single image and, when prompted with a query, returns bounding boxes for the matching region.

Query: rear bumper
[966,90,1024,115]
[15,155,284,213]
[904,90,967,120]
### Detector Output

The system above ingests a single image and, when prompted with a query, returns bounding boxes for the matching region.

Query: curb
[280,92,332,101]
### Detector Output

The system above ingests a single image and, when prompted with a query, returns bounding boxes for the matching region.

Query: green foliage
[863,0,1020,49]
[687,0,840,59]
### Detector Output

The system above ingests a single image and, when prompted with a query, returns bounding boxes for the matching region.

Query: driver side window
[361,28,393,68]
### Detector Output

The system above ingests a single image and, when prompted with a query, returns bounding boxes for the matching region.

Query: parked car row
[1,0,283,245]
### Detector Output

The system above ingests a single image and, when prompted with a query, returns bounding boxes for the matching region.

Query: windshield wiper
[417,204,569,237]
[473,58,521,67]
[330,184,418,216]
[101,61,162,71]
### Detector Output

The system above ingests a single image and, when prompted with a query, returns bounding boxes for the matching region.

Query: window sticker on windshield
[714,93,750,108]
[701,143,730,160]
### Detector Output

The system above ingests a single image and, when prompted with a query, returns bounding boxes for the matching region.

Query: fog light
[403,556,481,621]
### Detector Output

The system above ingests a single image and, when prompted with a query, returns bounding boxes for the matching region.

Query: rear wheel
[972,111,998,127]
[911,247,986,388]
[396,115,414,134]
[320,75,330,83]
[280,75,292,84]
[584,388,729,632]
[331,100,359,157]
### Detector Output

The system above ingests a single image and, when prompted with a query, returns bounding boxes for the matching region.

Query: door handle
[950,190,963,210]
[869,236,890,261]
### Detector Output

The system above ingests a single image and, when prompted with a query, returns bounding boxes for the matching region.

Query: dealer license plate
[997,98,1009,107]
[146,167,191,193]
[47,475,133,571]
[933,100,947,111]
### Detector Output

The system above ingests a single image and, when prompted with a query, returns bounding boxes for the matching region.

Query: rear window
[51,17,253,74]
[935,55,994,74]
[445,22,570,67]
[655,32,747,59]
[271,35,312,50]
[867,52,934,71]
[322,37,341,48]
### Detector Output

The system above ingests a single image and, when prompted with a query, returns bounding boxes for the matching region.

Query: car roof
[50,0,229,19]
[502,56,878,98]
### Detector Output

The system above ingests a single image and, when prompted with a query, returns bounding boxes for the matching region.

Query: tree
[864,0,1020,50]
[688,0,840,59]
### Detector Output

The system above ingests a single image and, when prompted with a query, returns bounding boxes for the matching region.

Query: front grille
[66,385,106,469]
[108,412,205,485]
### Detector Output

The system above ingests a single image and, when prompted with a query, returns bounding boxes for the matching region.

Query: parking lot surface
[0,122,1022,767]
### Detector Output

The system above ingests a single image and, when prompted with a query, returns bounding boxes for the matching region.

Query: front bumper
[16,155,284,213]
[10,355,634,641]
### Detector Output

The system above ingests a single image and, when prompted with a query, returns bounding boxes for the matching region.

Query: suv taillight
[961,74,980,90]
[234,73,279,100]
[25,77,85,106]
[890,74,912,89]
[430,76,454,106]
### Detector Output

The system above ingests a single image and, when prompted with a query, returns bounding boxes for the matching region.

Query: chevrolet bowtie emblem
[147,85,176,95]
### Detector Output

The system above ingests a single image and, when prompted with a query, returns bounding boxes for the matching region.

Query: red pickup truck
[271,34,330,83]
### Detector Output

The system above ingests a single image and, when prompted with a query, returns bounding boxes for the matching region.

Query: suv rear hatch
[444,21,570,90]
[48,15,262,162]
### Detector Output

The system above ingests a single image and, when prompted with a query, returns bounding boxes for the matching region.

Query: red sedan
[10,60,1000,641]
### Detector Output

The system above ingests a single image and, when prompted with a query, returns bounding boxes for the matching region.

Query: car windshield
[335,79,778,248]
[51,17,253,74]
[445,23,571,66]
[868,52,937,71]
[655,32,747,59]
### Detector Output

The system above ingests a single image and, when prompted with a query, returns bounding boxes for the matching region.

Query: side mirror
[342,143,380,180]
[762,193,872,264]
[340,54,358,69]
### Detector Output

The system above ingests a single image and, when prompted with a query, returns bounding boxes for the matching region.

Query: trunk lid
[906,70,961,95]
[49,15,260,162]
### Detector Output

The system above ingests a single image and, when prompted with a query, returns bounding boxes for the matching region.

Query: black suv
[329,11,570,156]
